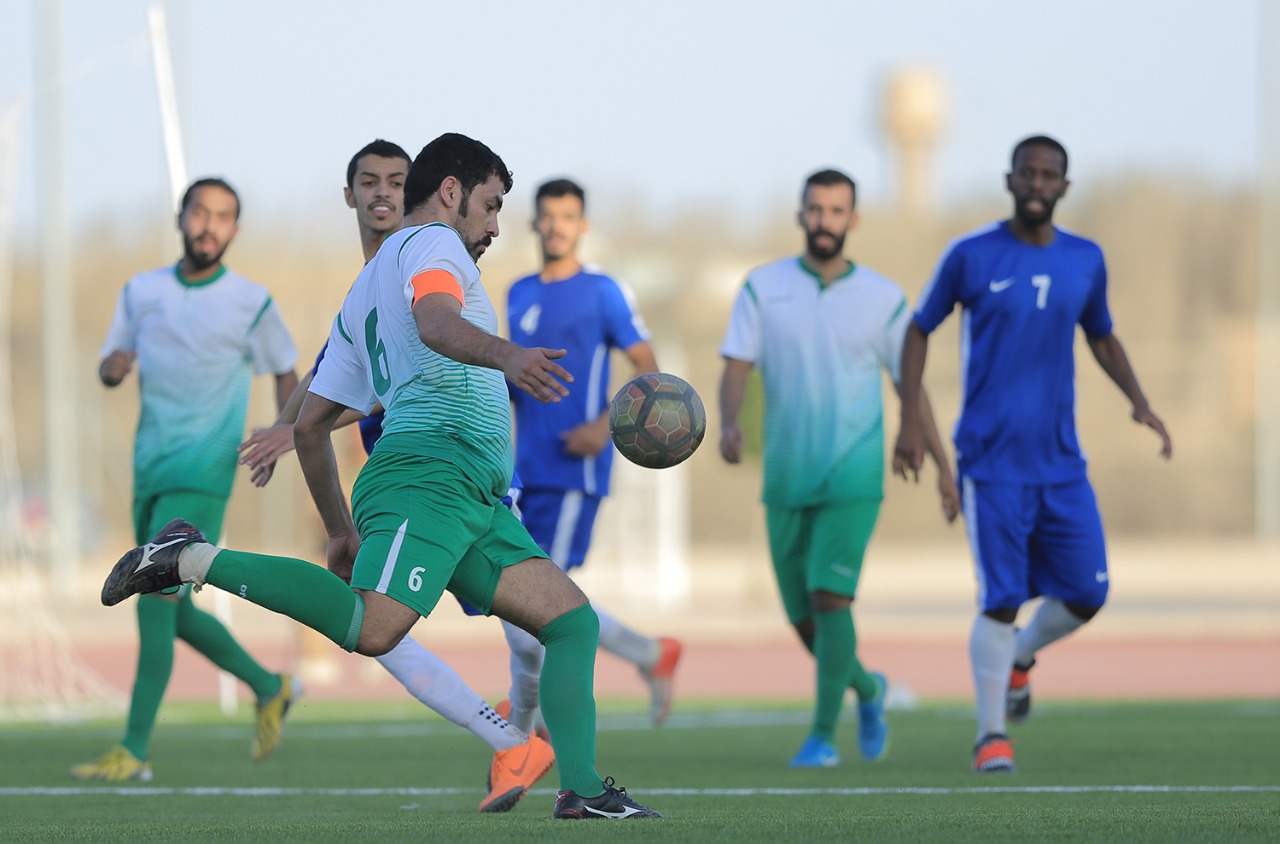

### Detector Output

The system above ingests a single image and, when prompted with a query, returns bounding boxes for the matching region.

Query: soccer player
[893,135,1173,773]
[237,139,553,814]
[718,168,958,768]
[74,178,301,782]
[101,133,662,820]
[503,178,682,732]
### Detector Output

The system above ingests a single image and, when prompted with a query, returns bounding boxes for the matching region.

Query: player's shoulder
[946,221,1008,257]
[393,223,468,262]
[743,256,804,292]
[1052,226,1106,259]
[218,267,272,299]
[850,264,905,298]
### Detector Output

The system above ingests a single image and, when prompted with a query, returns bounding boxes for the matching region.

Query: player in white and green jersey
[102,134,662,820]
[718,168,958,769]
[73,178,300,783]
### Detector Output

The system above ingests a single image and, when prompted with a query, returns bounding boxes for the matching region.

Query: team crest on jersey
[519,304,541,335]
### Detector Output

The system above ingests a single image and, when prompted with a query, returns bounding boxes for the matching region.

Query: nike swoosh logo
[585,805,645,818]
[989,277,1016,292]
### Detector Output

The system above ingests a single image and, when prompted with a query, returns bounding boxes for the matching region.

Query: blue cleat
[857,672,890,761]
[789,735,840,768]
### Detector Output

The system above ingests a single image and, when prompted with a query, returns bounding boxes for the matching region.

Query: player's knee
[354,627,405,657]
[1064,602,1102,622]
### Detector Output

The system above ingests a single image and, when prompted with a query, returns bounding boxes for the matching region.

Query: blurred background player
[236,140,553,813]
[75,178,301,782]
[503,178,683,731]
[103,132,662,820]
[894,135,1172,773]
[718,169,957,768]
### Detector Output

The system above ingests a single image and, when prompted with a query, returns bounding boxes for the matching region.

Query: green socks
[175,593,279,702]
[205,550,364,651]
[122,594,178,760]
[537,603,602,795]
[812,607,875,741]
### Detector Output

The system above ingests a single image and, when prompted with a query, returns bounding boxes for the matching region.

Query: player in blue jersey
[719,168,957,768]
[894,135,1172,774]
[236,140,553,813]
[504,178,683,730]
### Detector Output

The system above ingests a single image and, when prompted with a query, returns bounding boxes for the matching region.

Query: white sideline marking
[3,785,1278,797]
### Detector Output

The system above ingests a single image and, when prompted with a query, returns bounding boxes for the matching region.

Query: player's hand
[1132,406,1172,459]
[238,423,297,488]
[892,424,926,481]
[719,424,743,464]
[326,530,360,584]
[561,417,610,457]
[99,350,136,386]
[506,347,572,404]
[938,473,960,523]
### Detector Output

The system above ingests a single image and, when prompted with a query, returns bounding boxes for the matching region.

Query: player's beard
[805,228,846,262]
[182,233,227,271]
[1013,195,1058,227]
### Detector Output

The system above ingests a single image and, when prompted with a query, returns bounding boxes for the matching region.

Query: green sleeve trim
[248,297,273,333]
[336,313,352,344]
[885,296,907,330]
[744,279,758,306]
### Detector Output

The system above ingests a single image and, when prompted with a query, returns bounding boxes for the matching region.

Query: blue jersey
[507,268,649,495]
[913,222,1114,484]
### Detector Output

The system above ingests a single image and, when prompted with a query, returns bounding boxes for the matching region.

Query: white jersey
[720,257,909,507]
[310,223,514,498]
[101,264,297,498]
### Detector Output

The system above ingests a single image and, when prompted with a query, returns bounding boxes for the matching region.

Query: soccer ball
[608,372,707,469]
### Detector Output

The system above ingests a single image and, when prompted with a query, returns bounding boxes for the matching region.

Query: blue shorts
[520,488,601,572]
[961,476,1109,613]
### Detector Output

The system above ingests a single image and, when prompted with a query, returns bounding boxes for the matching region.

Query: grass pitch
[2,698,1277,842]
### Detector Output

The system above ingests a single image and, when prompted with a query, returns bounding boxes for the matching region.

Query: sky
[0,0,1264,237]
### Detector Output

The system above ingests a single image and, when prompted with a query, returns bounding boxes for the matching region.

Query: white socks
[502,619,544,734]
[1014,598,1087,667]
[177,542,220,586]
[376,635,524,751]
[970,613,1015,741]
[596,608,659,672]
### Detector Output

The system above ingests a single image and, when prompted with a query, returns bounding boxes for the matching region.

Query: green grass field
[2,698,1277,842]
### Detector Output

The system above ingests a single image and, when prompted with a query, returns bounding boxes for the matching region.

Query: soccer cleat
[857,671,890,761]
[640,637,683,727]
[253,673,303,762]
[972,733,1017,773]
[552,777,662,819]
[789,735,840,767]
[1007,659,1035,724]
[479,734,555,813]
[69,745,153,782]
[101,518,205,606]
[494,698,550,742]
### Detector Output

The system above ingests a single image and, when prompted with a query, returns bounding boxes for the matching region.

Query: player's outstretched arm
[916,386,959,523]
[98,350,136,387]
[892,323,931,476]
[294,391,359,581]
[718,357,752,464]
[1086,333,1173,459]
[413,292,571,403]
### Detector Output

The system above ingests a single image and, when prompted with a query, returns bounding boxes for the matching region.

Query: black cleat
[101,518,205,606]
[552,777,662,819]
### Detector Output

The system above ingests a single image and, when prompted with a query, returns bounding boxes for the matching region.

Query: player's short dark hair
[180,177,240,220]
[403,133,513,216]
[802,169,857,209]
[346,139,412,190]
[535,178,586,214]
[1011,135,1069,176]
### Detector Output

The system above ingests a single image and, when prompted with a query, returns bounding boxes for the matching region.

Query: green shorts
[133,490,227,546]
[349,451,546,618]
[765,499,881,624]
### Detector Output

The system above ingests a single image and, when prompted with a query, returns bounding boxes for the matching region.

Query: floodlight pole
[1259,0,1280,538]
[36,0,80,588]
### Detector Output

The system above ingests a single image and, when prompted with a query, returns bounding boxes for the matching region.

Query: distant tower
[881,68,947,214]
